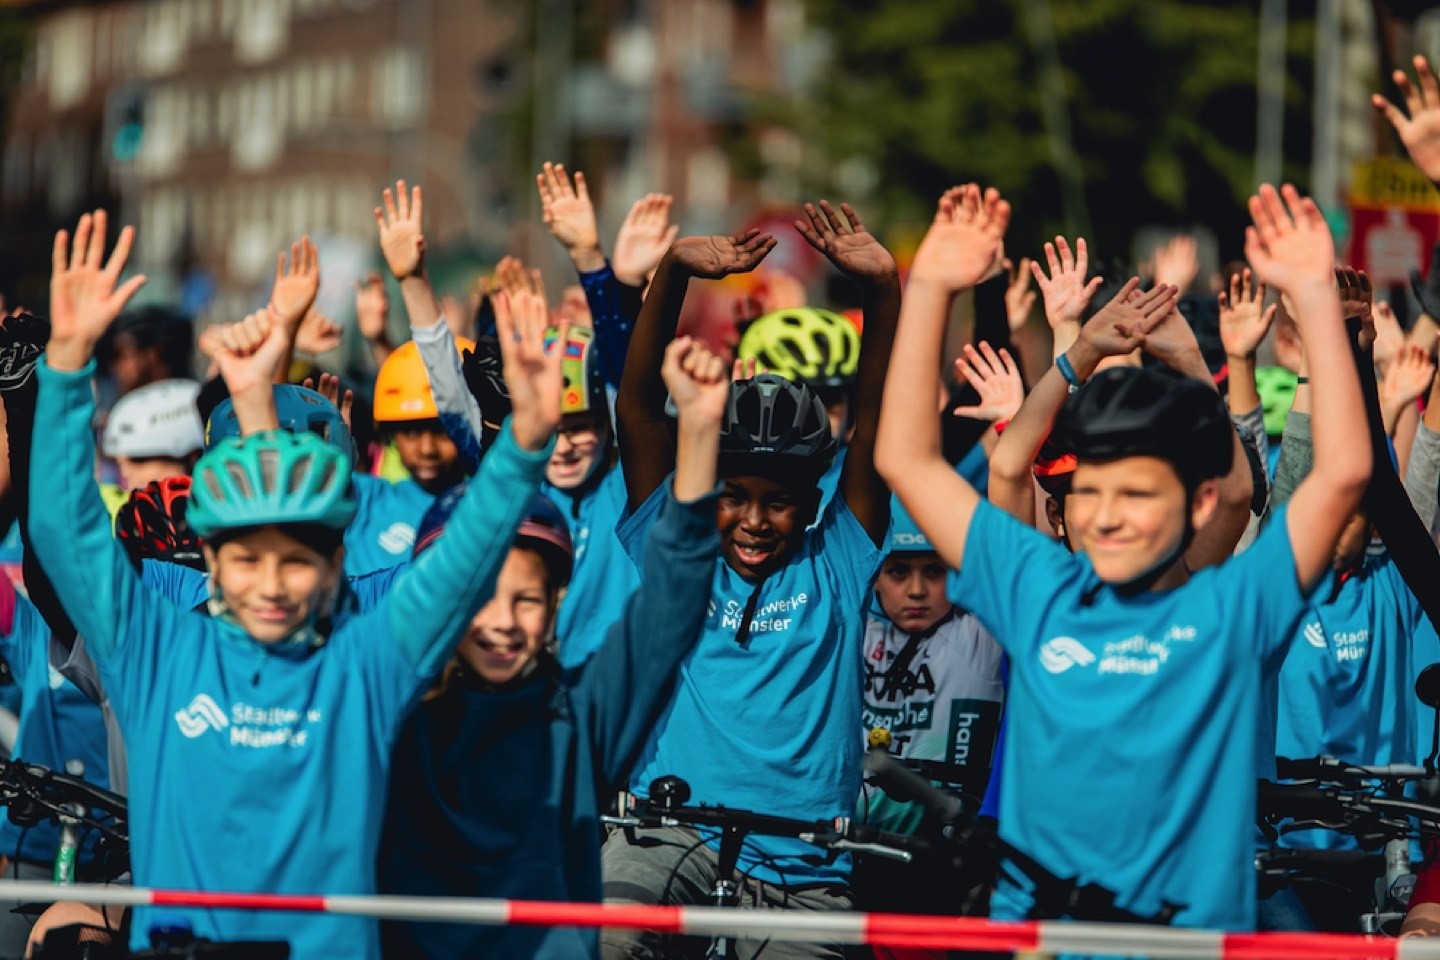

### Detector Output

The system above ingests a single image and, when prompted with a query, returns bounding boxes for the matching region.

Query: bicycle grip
[864,748,965,825]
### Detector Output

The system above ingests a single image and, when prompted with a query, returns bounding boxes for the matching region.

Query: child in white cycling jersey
[854,501,1004,922]
[862,502,1005,817]
[27,210,567,960]
[876,183,1370,931]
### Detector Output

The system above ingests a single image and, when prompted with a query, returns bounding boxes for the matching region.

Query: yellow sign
[1350,157,1440,210]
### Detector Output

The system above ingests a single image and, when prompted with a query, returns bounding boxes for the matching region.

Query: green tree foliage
[786,0,1315,262]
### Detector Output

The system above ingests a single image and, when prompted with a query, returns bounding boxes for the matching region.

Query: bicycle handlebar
[606,797,918,864]
[1276,756,1432,781]
[1259,779,1440,843]
[0,760,128,823]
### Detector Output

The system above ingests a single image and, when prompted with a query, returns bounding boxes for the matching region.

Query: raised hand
[1140,298,1206,372]
[494,289,566,451]
[612,193,679,286]
[1336,266,1374,325]
[536,162,604,272]
[1381,343,1436,419]
[669,229,776,280]
[48,210,147,367]
[951,342,1023,422]
[269,237,320,331]
[1077,279,1177,358]
[909,184,1011,293]
[213,310,290,399]
[663,336,730,427]
[1372,55,1440,183]
[1244,184,1336,296]
[1373,300,1407,374]
[374,180,425,281]
[794,200,897,284]
[1030,237,1104,332]
[295,309,343,356]
[1004,258,1036,332]
[1218,268,1277,360]
[1151,234,1200,292]
[302,371,355,431]
[488,255,547,309]
[355,272,390,342]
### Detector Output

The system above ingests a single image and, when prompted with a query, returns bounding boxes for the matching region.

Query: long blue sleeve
[574,481,719,788]
[29,360,182,662]
[386,421,554,677]
[579,263,641,390]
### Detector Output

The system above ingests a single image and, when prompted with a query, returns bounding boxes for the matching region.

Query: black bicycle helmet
[720,374,837,481]
[1052,366,1233,489]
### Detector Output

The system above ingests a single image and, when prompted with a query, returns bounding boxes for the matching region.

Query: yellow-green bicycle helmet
[737,307,860,389]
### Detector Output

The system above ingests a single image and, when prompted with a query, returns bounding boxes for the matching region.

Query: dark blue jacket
[377,483,718,959]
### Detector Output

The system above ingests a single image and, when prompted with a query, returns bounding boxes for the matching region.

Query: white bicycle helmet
[103,379,205,459]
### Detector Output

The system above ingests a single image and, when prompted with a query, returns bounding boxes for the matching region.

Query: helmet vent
[258,448,280,494]
[312,456,338,494]
[200,467,225,503]
[223,461,251,498]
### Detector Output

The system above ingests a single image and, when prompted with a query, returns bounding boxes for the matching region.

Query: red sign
[1345,204,1440,286]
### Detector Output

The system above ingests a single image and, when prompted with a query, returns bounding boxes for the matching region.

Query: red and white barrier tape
[3,881,1440,957]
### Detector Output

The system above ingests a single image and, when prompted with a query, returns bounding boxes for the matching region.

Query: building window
[372,46,424,129]
[234,0,289,66]
[139,0,187,77]
[46,13,93,109]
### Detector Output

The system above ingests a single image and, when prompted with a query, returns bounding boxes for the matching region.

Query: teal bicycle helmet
[887,499,936,555]
[188,430,356,538]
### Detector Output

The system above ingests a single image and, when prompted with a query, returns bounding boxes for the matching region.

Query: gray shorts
[600,824,855,960]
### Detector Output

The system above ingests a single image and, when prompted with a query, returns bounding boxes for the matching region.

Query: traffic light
[105,84,146,163]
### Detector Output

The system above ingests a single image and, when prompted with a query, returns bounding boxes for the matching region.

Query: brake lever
[829,840,913,863]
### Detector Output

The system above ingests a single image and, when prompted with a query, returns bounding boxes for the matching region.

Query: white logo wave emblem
[1303,622,1327,649]
[378,522,416,555]
[175,694,229,739]
[1040,637,1096,674]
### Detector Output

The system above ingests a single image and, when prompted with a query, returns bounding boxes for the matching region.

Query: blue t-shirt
[544,466,639,668]
[955,441,989,497]
[619,483,883,886]
[951,500,1313,931]
[1275,553,1427,852]
[0,586,108,865]
[346,475,435,576]
[813,446,847,522]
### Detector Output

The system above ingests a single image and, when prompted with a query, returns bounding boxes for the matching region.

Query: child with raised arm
[378,330,726,960]
[28,210,566,960]
[875,183,1370,930]
[601,200,898,960]
[374,179,640,667]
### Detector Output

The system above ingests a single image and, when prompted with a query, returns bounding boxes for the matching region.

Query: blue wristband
[1056,352,1082,391]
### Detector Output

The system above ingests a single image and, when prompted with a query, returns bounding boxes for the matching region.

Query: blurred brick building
[0,0,816,333]
[0,0,523,326]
